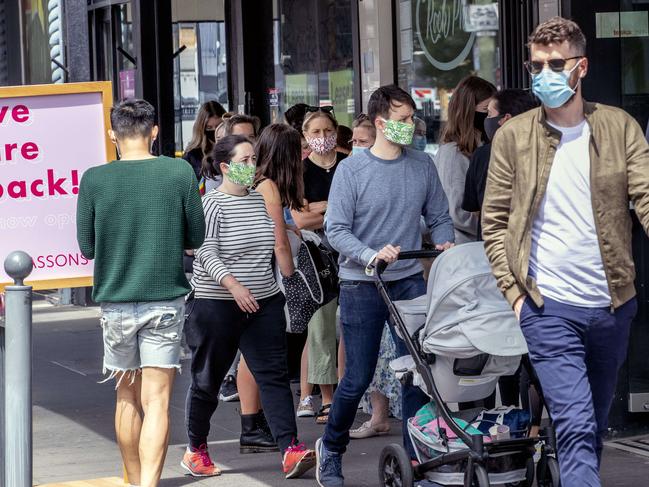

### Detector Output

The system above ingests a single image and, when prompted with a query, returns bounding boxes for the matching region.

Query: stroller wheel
[378,444,414,487]
[536,455,560,487]
[505,457,535,486]
[467,464,490,487]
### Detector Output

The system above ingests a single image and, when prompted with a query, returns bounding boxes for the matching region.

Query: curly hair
[528,17,586,55]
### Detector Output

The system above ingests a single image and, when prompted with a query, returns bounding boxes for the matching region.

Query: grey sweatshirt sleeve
[423,158,456,244]
[325,165,377,266]
[435,145,478,242]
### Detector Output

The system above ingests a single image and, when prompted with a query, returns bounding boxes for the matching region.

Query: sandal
[350,420,390,439]
[315,404,331,425]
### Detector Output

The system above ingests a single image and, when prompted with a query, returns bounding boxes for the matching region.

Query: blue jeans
[520,296,637,487]
[323,273,429,457]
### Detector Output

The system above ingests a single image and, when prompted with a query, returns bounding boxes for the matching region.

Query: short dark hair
[529,17,586,55]
[367,85,416,127]
[224,114,261,137]
[493,89,540,118]
[284,103,310,133]
[202,134,251,179]
[110,99,156,139]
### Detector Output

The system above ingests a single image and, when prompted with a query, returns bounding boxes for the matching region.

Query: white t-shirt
[528,120,611,307]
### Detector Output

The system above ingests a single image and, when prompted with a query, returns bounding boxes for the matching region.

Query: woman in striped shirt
[183,134,315,479]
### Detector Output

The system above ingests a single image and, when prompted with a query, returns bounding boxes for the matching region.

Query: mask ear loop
[566,58,584,92]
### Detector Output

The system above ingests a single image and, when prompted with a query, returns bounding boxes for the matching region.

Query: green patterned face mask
[381,118,415,146]
[226,161,256,187]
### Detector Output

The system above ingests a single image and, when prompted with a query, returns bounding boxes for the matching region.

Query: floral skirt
[360,322,402,419]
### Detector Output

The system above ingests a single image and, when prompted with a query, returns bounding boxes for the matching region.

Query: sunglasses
[306,105,335,114]
[524,56,583,75]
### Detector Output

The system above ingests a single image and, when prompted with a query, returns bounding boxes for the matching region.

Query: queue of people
[76,16,649,487]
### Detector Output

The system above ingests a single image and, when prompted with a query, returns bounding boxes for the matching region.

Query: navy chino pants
[520,295,637,487]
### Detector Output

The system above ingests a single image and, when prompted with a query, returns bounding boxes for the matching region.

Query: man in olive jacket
[482,17,649,487]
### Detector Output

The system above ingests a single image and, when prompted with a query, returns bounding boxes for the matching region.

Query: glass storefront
[172,21,229,152]
[22,0,64,85]
[396,0,501,155]
[171,0,229,153]
[88,1,134,100]
[272,0,357,128]
[619,1,649,132]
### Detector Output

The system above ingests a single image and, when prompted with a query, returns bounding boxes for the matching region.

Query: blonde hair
[352,113,376,139]
[302,110,338,134]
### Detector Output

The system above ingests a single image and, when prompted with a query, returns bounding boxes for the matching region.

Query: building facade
[3,0,649,432]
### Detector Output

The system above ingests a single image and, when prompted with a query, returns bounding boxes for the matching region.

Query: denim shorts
[99,296,185,380]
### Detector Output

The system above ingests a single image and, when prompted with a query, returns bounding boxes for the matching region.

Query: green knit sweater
[76,156,205,303]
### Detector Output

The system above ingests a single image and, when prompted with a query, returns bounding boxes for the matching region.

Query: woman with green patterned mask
[218,139,257,190]
[185,132,318,476]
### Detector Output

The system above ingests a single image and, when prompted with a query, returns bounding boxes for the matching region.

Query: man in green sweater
[76,99,205,487]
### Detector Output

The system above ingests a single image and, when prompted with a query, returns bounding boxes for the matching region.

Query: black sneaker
[219,375,239,402]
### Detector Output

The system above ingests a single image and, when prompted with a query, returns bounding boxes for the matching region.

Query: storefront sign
[411,87,437,110]
[268,88,279,107]
[328,69,354,126]
[285,73,318,108]
[0,82,115,291]
[415,0,476,71]
[464,3,499,32]
[596,11,649,38]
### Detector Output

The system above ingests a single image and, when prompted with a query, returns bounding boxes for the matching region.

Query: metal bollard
[3,251,34,487]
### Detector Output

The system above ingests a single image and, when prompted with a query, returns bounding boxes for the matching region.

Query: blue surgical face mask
[411,135,427,152]
[351,146,367,156]
[532,60,582,109]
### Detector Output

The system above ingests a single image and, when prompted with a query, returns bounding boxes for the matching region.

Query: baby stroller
[375,242,560,487]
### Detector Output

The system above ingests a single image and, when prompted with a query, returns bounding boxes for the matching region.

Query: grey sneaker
[297,396,316,417]
[316,437,344,487]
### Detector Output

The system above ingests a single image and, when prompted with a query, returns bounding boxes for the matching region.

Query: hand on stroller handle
[375,249,444,276]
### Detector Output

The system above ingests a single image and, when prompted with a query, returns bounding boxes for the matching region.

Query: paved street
[31,302,649,486]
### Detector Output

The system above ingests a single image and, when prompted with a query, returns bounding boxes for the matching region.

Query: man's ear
[108,129,118,144]
[151,125,160,141]
[374,116,385,133]
[578,57,589,79]
[500,114,513,126]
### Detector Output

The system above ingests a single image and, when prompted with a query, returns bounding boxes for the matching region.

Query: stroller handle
[375,249,443,276]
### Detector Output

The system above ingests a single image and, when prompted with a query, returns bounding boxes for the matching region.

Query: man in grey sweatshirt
[316,85,454,487]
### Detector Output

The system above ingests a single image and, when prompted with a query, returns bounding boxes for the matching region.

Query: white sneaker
[297,396,316,417]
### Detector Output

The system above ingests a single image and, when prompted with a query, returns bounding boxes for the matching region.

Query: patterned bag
[276,237,324,333]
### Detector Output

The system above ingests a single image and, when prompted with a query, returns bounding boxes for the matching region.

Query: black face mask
[205,129,216,143]
[474,111,488,142]
[484,115,504,142]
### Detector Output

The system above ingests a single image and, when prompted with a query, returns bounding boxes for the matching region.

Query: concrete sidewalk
[31,304,649,486]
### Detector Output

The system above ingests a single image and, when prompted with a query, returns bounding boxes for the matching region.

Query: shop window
[273,0,357,128]
[88,2,134,100]
[396,0,501,156]
[22,0,66,85]
[172,21,229,153]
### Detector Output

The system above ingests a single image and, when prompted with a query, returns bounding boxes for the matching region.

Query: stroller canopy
[421,242,528,359]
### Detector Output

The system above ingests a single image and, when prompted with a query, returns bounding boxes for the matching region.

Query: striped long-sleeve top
[192,190,279,300]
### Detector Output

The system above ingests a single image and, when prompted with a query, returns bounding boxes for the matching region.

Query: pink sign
[119,69,136,100]
[0,85,112,289]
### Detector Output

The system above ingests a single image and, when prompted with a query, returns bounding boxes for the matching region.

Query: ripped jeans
[99,296,185,384]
